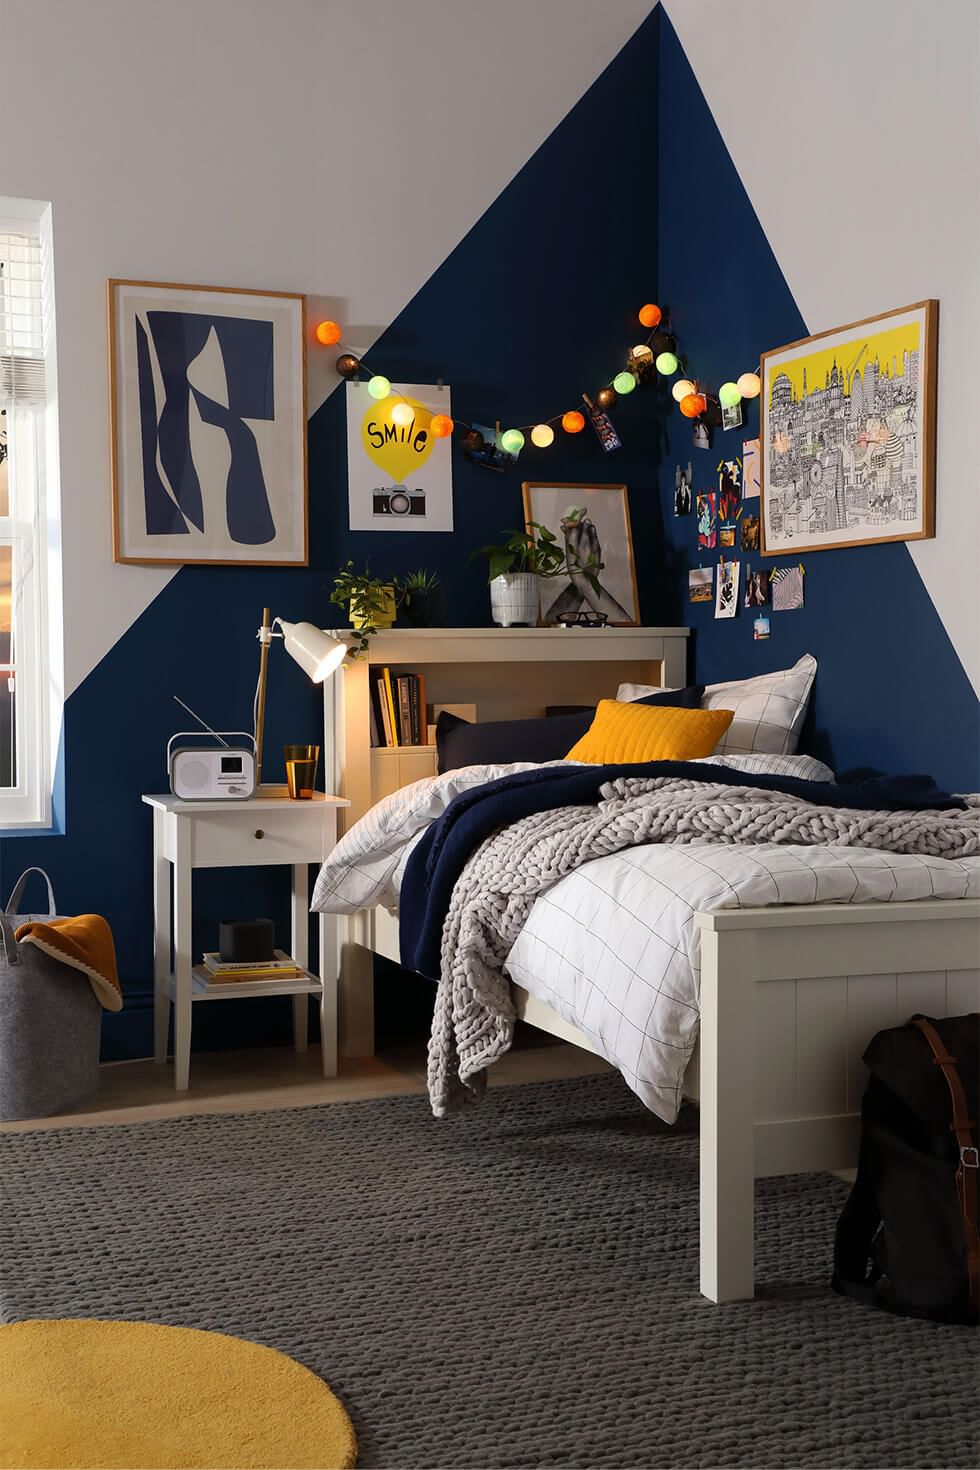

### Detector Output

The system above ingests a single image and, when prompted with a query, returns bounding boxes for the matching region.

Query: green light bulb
[500,428,525,455]
[655,352,679,376]
[719,381,742,408]
[613,371,637,395]
[367,375,391,399]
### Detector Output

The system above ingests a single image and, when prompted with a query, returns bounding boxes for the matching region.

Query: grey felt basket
[0,868,102,1121]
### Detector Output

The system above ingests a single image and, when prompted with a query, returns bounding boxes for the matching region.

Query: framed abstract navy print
[108,280,307,565]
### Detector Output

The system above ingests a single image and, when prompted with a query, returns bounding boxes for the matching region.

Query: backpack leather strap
[911,1016,979,1316]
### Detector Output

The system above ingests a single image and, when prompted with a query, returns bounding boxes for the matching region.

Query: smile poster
[346,381,454,532]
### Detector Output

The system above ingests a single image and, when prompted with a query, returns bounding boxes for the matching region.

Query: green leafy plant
[329,561,399,657]
[472,521,599,587]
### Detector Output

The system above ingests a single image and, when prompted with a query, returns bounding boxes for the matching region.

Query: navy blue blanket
[399,763,962,980]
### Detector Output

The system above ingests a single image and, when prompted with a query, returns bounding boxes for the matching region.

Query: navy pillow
[436,685,705,773]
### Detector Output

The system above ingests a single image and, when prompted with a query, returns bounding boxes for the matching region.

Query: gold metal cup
[284,745,319,800]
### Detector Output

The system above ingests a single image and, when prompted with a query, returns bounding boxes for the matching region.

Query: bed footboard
[695,898,980,1303]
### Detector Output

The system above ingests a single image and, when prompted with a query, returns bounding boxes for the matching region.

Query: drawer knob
[254,829,265,840]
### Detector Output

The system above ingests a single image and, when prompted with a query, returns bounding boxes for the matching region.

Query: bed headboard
[322,626,690,831]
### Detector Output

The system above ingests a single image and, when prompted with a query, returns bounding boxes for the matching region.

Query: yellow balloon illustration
[361,394,435,483]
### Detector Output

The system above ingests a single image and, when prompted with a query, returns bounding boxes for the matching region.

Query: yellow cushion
[565,699,734,765]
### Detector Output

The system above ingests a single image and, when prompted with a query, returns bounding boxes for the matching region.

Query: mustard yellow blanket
[14,915,123,1011]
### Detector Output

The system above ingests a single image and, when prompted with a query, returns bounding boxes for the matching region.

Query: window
[0,225,51,827]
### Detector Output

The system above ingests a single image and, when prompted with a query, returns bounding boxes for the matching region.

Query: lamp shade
[277,621,346,683]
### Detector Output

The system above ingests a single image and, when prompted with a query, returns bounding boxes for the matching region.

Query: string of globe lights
[313,304,762,456]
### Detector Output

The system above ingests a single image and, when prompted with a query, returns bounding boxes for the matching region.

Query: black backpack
[833,1012,979,1325]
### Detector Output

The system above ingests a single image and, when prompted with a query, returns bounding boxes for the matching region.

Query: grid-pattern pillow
[702,655,817,755]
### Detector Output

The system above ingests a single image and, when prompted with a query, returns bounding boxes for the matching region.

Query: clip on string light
[313,310,762,458]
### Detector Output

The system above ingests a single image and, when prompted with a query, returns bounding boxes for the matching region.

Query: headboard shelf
[324,625,690,830]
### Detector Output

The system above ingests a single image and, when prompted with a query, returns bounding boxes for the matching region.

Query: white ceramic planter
[490,573,540,628]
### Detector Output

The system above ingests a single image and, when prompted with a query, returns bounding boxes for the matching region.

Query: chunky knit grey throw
[427,776,980,1116]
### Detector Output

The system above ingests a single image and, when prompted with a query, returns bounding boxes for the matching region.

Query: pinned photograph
[689,566,713,604]
[744,567,770,607]
[693,420,711,451]
[740,513,760,551]
[715,556,740,618]
[674,462,693,516]
[722,401,743,431]
[742,437,761,499]
[717,457,741,522]
[585,397,621,453]
[772,565,805,612]
[719,524,736,548]
[696,492,717,549]
[753,616,771,640]
[463,422,519,473]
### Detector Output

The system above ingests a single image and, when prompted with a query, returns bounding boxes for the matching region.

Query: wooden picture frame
[108,279,308,565]
[760,299,937,556]
[522,481,639,626]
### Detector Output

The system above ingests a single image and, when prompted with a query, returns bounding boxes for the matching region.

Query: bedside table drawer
[189,807,334,868]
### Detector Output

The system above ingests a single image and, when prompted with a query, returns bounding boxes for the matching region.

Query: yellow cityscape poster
[760,301,937,555]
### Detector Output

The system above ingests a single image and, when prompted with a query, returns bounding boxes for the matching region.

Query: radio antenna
[173,696,230,748]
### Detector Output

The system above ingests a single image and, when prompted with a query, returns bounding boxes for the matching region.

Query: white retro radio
[168,698,257,801]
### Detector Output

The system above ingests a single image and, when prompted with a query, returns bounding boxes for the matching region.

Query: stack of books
[370,667,428,747]
[200,950,305,984]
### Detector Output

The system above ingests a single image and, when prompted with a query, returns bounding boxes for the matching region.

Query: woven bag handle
[4,867,57,918]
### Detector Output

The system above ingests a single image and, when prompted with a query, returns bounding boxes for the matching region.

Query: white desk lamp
[255,607,347,786]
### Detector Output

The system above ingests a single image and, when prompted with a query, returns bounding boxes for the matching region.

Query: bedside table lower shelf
[166,968,325,1003]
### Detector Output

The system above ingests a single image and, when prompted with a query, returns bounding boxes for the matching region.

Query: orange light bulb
[679,392,707,419]
[315,320,342,346]
[430,414,454,438]
[562,410,586,434]
[638,303,662,329]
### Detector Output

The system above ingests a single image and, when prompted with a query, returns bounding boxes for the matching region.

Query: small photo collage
[679,438,806,632]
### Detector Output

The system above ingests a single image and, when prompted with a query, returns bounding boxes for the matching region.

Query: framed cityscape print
[760,300,937,556]
[109,280,307,564]
[522,482,639,625]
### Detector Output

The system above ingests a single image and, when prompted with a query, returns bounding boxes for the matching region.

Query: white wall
[663,0,980,693]
[0,0,654,694]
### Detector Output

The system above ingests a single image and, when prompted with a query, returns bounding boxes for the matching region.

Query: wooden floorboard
[0,1043,612,1133]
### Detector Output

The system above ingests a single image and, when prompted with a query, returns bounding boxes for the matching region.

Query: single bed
[316,645,980,1301]
[316,754,980,1303]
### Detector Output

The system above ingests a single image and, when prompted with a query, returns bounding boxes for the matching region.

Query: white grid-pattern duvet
[505,843,980,1121]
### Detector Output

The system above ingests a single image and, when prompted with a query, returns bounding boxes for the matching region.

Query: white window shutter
[0,233,46,406]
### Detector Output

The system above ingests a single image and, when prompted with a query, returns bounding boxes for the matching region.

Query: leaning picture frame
[760,299,937,556]
[108,279,308,565]
[522,482,639,626]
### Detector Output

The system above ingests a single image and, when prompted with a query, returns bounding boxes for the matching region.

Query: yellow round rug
[0,1319,357,1469]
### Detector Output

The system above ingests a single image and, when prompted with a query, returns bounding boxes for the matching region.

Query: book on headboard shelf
[369,667,430,749]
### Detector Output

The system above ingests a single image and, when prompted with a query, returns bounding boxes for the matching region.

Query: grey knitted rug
[1,1073,975,1470]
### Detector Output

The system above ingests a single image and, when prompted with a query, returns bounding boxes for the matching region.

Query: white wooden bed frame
[321,626,980,1304]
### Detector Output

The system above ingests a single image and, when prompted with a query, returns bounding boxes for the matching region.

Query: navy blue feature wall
[656,13,978,790]
[2,8,977,1062]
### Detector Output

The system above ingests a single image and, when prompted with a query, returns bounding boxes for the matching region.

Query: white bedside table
[142,789,350,1090]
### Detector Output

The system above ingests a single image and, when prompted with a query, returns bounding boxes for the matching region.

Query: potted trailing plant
[400,569,444,628]
[473,522,597,627]
[329,561,398,657]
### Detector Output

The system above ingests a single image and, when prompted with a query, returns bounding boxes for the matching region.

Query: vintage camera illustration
[372,484,426,518]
